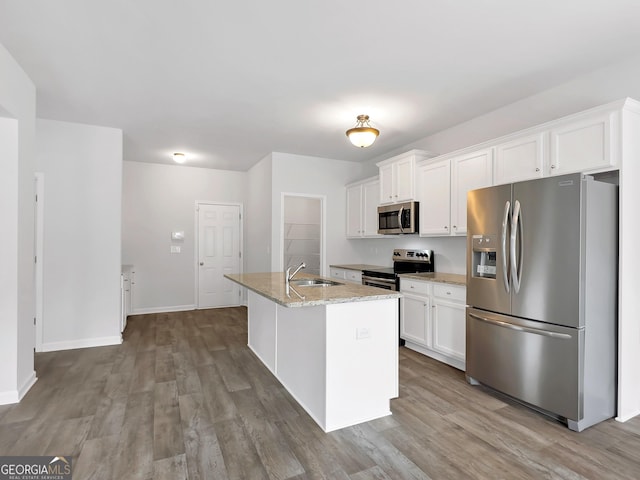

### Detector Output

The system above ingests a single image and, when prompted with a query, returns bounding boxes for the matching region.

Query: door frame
[34,172,44,352]
[194,201,244,308]
[279,193,326,276]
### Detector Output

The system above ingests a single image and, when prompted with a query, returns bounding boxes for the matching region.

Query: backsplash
[349,236,466,274]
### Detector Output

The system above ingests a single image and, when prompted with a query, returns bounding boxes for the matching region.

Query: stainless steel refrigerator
[465,173,617,432]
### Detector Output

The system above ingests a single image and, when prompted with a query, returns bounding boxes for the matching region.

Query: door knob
[199,262,204,266]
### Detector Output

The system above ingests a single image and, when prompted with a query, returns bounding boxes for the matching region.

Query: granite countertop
[329,264,387,271]
[398,272,467,286]
[225,272,401,308]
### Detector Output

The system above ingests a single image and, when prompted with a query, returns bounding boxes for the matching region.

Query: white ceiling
[2,0,640,171]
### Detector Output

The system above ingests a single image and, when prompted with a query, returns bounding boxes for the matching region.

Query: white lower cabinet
[329,267,362,284]
[432,299,465,363]
[400,278,466,370]
[400,294,430,346]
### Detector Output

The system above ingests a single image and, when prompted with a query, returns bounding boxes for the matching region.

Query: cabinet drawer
[330,268,346,280]
[400,279,430,295]
[433,283,466,303]
[346,270,362,283]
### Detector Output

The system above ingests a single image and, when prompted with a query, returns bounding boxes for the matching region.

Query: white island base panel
[247,291,399,432]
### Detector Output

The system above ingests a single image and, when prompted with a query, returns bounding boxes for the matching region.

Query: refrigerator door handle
[468,312,572,339]
[511,200,523,294]
[501,200,511,293]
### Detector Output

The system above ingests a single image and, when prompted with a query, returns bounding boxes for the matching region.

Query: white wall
[36,119,123,351]
[245,154,273,273]
[351,236,467,274]
[122,161,246,313]
[0,43,36,404]
[270,153,365,274]
[410,53,640,156]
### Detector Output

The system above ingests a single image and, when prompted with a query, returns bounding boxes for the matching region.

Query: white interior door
[197,203,241,308]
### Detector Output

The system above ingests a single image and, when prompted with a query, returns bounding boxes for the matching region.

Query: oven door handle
[362,275,397,290]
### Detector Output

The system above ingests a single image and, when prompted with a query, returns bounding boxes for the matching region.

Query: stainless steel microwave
[377,201,419,234]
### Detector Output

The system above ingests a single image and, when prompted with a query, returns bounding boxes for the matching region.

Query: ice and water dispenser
[471,235,497,279]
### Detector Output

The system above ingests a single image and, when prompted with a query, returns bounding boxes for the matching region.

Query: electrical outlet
[356,327,371,340]
[170,245,181,254]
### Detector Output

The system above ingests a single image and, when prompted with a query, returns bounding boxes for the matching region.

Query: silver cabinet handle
[550,165,556,169]
[535,167,540,172]
[199,262,204,266]
[468,312,572,339]
[501,200,510,294]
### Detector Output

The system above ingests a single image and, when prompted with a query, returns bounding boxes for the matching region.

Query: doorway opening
[281,194,325,276]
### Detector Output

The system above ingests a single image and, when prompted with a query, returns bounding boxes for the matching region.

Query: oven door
[362,275,398,291]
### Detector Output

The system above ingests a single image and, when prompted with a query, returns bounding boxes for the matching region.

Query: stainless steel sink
[290,278,342,287]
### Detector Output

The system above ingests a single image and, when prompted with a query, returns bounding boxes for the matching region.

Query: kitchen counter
[398,272,467,286]
[224,272,400,308]
[224,271,399,432]
[329,263,387,271]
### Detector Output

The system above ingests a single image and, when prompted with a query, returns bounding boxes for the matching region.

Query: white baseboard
[18,371,37,400]
[41,335,123,352]
[0,371,38,405]
[0,390,19,405]
[616,409,640,423]
[131,304,196,315]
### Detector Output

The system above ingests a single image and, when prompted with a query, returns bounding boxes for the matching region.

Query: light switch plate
[356,327,371,340]
[171,231,184,241]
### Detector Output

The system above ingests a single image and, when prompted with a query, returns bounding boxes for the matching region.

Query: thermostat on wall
[171,231,184,241]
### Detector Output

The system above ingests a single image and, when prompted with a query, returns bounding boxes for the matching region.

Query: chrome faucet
[285,262,306,293]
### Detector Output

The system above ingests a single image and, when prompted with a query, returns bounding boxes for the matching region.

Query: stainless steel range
[362,249,434,346]
[362,249,435,291]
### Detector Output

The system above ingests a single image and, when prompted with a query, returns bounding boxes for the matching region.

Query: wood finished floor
[1,307,639,479]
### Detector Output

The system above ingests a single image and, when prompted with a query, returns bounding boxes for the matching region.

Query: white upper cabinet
[450,148,493,235]
[346,182,362,237]
[494,132,545,185]
[417,159,451,236]
[378,163,395,204]
[549,110,617,175]
[346,177,381,238]
[377,150,434,204]
[362,180,381,237]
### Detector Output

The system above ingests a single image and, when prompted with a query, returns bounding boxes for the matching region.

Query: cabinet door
[549,111,617,175]
[379,163,394,204]
[395,156,415,202]
[362,180,381,237]
[346,184,363,237]
[432,300,466,363]
[401,294,430,346]
[494,133,545,185]
[451,148,493,235]
[418,160,451,236]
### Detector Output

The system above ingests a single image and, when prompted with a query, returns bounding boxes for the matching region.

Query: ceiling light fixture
[346,114,380,148]
[173,152,186,164]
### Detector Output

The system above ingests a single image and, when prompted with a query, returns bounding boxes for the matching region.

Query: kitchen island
[224,272,402,432]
